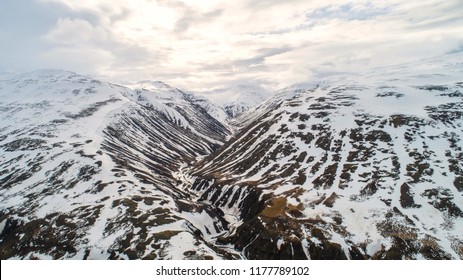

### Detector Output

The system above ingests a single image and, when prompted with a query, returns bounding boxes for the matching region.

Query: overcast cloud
[1,0,462,90]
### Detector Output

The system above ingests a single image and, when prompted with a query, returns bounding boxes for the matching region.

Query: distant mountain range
[194,84,270,118]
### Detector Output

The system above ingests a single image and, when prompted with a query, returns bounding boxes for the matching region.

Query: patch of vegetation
[152,230,182,240]
[419,235,452,260]
[261,197,287,218]
[323,192,339,208]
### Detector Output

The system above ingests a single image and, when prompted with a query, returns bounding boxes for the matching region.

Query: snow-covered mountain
[1,52,462,260]
[187,52,463,259]
[0,70,235,259]
[129,80,230,125]
[196,84,270,119]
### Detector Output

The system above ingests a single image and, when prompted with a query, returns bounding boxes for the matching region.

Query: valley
[1,53,462,260]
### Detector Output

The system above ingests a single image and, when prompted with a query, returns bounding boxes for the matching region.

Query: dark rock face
[400,183,421,209]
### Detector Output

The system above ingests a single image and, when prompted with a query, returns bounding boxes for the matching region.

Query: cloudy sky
[1,0,462,90]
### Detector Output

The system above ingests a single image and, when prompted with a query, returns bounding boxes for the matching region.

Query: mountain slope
[0,70,235,260]
[188,53,463,259]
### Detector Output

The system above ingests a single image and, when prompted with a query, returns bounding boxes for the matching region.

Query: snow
[0,219,6,234]
[178,209,221,241]
[276,238,284,250]
[194,84,271,118]
[1,52,463,260]
[197,84,270,107]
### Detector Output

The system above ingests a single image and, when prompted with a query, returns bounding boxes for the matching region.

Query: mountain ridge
[187,52,463,259]
[0,70,236,259]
